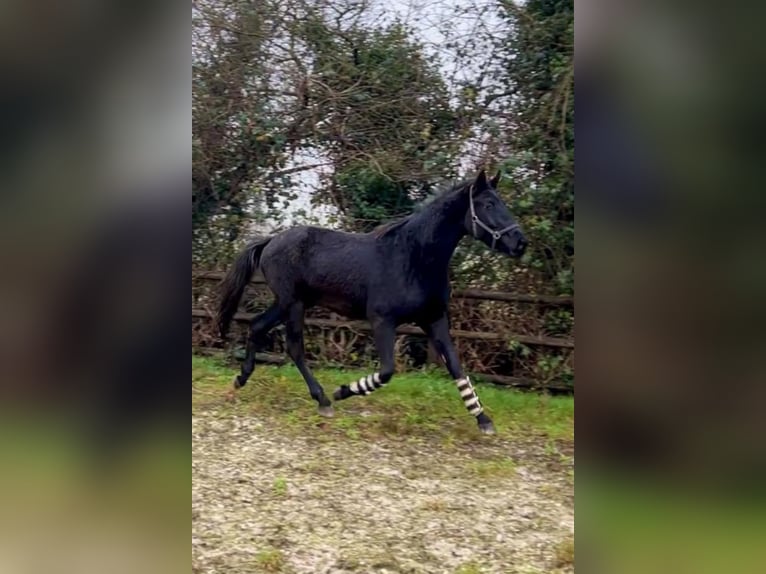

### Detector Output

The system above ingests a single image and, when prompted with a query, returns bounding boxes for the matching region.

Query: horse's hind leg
[284,302,334,417]
[333,319,396,400]
[235,302,283,389]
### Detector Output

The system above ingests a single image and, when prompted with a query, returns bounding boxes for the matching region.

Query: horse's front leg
[333,318,395,400]
[423,314,495,435]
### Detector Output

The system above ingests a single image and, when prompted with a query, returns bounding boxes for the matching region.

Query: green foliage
[544,309,574,337]
[192,1,293,257]
[535,354,571,385]
[335,166,416,230]
[304,20,459,226]
[489,0,574,294]
[508,340,533,358]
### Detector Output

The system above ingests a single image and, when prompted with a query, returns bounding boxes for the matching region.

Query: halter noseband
[469,185,520,250]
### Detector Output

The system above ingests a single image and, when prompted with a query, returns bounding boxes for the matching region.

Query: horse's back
[259,226,375,316]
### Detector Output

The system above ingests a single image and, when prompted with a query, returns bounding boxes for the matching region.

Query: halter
[469,185,520,250]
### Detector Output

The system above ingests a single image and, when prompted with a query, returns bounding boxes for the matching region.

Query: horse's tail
[216,238,272,338]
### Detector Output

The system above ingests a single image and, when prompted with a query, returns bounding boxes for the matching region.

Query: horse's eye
[485,203,494,210]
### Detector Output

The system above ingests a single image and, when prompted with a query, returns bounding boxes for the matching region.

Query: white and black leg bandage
[349,372,384,396]
[455,376,483,416]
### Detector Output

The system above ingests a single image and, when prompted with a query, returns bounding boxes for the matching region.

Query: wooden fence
[192,271,574,392]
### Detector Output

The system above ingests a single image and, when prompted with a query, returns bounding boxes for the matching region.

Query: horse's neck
[407,192,467,271]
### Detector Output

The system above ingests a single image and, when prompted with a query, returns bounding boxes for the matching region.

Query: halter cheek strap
[469,185,520,250]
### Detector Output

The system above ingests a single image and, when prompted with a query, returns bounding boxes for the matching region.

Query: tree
[303,19,461,229]
[494,0,574,293]
[192,0,314,263]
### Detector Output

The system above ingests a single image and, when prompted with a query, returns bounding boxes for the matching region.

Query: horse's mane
[369,179,470,239]
[370,217,410,238]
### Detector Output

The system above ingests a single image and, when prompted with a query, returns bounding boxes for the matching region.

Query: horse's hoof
[233,376,244,389]
[479,422,496,435]
[318,405,335,418]
[332,385,350,401]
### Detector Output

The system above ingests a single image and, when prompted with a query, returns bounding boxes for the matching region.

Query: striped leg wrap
[349,372,384,396]
[455,377,483,416]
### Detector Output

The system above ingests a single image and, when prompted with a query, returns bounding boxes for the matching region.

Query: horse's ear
[489,170,502,188]
[474,169,488,189]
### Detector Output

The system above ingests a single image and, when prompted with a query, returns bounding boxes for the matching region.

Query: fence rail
[191,308,574,349]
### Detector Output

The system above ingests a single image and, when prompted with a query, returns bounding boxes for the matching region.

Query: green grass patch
[254,547,288,573]
[192,354,573,443]
[272,477,287,496]
[455,562,484,574]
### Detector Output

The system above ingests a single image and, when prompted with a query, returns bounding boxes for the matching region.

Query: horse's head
[463,169,528,257]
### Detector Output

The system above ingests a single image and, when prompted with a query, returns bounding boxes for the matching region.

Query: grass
[455,563,484,574]
[469,458,517,479]
[192,354,573,444]
[255,548,287,573]
[554,536,575,568]
[272,477,287,496]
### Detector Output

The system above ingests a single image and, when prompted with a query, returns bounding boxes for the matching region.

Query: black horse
[216,169,527,434]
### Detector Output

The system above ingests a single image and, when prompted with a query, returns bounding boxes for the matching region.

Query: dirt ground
[192,404,574,574]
